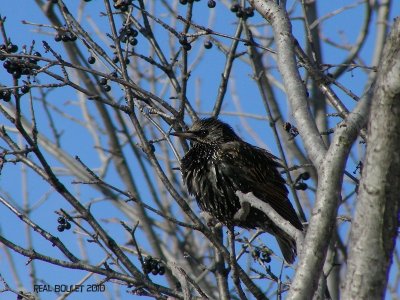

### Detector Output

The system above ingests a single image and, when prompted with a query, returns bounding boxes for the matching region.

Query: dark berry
[151,268,159,275]
[236,9,244,18]
[125,58,130,64]
[294,182,308,191]
[182,43,191,51]
[158,266,165,275]
[57,224,65,232]
[69,34,77,42]
[112,55,119,63]
[110,71,118,77]
[99,78,107,85]
[300,172,310,180]
[61,34,70,42]
[7,43,18,53]
[245,7,255,18]
[0,90,11,102]
[207,0,216,8]
[103,85,111,92]
[58,217,66,224]
[3,60,11,70]
[55,33,62,42]
[231,3,240,12]
[179,0,188,4]
[12,70,22,79]
[64,222,71,230]
[131,29,138,37]
[20,85,30,94]
[88,56,96,64]
[129,37,138,46]
[204,40,213,49]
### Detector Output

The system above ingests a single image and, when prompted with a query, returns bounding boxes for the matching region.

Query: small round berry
[20,85,30,94]
[103,85,111,92]
[245,7,255,18]
[3,60,11,70]
[182,43,191,51]
[300,172,310,181]
[1,90,11,102]
[236,9,244,18]
[99,78,107,85]
[64,222,71,230]
[88,56,96,64]
[230,3,240,12]
[151,268,159,275]
[54,33,62,42]
[57,224,65,232]
[69,34,77,42]
[61,34,70,42]
[204,40,213,49]
[179,0,188,4]
[158,266,165,275]
[6,43,16,53]
[294,182,308,191]
[58,217,66,224]
[207,0,216,8]
[129,37,138,46]
[12,70,22,79]
[110,71,118,78]
[112,55,119,63]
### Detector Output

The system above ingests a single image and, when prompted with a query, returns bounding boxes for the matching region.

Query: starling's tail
[273,227,297,264]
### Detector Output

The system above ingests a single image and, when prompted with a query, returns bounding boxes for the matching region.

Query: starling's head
[172,117,241,145]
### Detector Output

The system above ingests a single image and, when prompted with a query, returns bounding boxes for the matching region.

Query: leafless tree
[0,1,398,299]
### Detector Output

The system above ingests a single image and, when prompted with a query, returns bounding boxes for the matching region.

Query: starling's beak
[170,130,197,140]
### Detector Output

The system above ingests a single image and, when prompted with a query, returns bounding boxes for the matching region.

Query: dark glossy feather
[177,118,303,263]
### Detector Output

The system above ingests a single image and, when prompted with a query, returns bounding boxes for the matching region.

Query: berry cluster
[294,172,310,191]
[57,216,72,232]
[252,246,272,264]
[142,256,165,276]
[230,3,255,19]
[54,31,77,43]
[0,42,18,54]
[179,37,191,51]
[1,50,41,80]
[120,26,139,46]
[113,0,133,11]
[0,88,11,102]
[99,77,111,92]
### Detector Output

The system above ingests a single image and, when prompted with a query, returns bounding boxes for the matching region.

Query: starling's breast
[181,143,243,225]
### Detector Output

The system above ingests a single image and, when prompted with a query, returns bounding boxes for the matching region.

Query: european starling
[173,118,303,263]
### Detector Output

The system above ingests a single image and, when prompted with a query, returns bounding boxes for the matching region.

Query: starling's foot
[233,201,250,222]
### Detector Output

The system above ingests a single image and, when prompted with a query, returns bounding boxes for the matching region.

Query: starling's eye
[197,130,208,137]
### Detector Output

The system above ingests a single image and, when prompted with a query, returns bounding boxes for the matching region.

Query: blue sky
[0,1,399,299]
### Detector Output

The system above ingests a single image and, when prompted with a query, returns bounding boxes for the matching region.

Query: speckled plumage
[174,118,303,263]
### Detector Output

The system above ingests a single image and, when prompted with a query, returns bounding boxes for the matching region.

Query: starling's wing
[218,141,303,230]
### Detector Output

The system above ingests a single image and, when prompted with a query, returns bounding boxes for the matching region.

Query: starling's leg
[233,201,251,222]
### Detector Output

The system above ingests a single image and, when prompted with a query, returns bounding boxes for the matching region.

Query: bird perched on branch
[172,117,303,264]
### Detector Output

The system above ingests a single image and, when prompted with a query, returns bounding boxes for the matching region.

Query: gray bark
[342,18,400,300]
